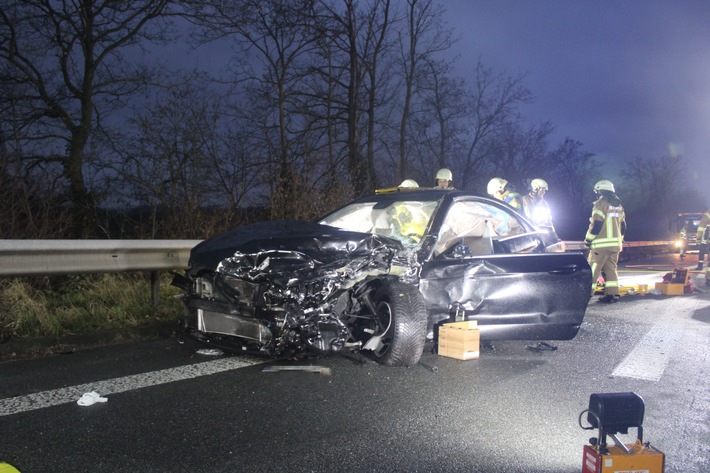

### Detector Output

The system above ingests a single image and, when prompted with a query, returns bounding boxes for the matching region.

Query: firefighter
[696,209,710,286]
[391,204,428,243]
[584,179,626,303]
[487,177,523,209]
[522,178,555,232]
[399,179,419,188]
[435,168,455,189]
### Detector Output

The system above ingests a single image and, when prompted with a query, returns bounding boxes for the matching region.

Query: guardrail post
[150,270,160,307]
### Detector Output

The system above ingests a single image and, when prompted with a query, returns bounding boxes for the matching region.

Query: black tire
[369,281,428,367]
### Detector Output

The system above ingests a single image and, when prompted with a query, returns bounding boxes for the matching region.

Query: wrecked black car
[172,189,591,366]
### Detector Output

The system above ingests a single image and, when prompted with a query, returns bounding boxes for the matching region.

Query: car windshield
[319,199,439,246]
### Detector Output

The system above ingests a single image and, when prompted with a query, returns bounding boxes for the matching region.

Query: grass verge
[0,272,183,342]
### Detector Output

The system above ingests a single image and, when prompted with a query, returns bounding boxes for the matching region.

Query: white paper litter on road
[1,356,263,417]
[77,391,108,406]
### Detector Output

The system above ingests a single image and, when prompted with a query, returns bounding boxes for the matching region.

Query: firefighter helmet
[487,177,508,196]
[530,178,548,191]
[399,179,419,188]
[593,180,615,193]
[436,168,453,181]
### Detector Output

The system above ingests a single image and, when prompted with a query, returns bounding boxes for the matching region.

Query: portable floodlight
[586,392,645,449]
[579,392,665,473]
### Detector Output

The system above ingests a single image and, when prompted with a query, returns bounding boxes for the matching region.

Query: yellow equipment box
[654,282,685,296]
[438,321,480,360]
[583,441,665,473]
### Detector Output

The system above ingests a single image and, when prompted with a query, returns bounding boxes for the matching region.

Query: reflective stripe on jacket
[503,191,522,209]
[585,197,625,250]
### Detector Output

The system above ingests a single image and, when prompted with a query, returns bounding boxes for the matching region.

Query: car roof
[321,189,524,219]
[355,188,490,203]
[318,188,534,230]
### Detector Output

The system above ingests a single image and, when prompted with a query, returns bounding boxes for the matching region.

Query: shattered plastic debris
[648,289,663,295]
[525,341,558,352]
[418,360,439,372]
[196,348,224,356]
[261,365,332,376]
[77,391,108,406]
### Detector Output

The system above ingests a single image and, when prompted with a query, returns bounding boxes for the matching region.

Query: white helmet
[530,178,548,191]
[399,179,419,188]
[436,168,453,181]
[487,177,508,196]
[593,179,615,193]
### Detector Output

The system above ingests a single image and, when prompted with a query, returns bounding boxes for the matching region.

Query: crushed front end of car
[172,220,427,366]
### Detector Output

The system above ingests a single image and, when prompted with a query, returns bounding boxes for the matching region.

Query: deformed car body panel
[419,252,590,340]
[188,220,402,274]
[180,219,418,362]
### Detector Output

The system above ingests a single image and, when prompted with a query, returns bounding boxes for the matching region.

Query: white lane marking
[611,324,681,381]
[0,356,263,417]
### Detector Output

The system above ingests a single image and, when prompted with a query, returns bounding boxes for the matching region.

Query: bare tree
[622,156,685,213]
[396,0,453,180]
[0,0,172,237]
[362,0,393,190]
[305,0,397,195]
[459,61,532,191]
[108,75,261,238]
[620,155,703,239]
[407,56,468,186]
[314,0,371,194]
[545,138,598,239]
[485,120,554,191]
[185,0,324,219]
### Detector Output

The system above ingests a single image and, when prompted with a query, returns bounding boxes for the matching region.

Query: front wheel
[366,281,428,366]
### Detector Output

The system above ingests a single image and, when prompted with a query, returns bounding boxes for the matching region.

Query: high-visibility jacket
[502,190,523,209]
[585,196,625,250]
[697,210,710,244]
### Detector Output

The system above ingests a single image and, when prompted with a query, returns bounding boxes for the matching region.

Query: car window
[319,203,375,233]
[320,200,438,247]
[434,201,524,256]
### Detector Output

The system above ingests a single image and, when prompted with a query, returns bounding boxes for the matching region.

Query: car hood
[190,220,404,275]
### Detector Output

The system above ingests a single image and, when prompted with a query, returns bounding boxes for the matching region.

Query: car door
[418,198,591,341]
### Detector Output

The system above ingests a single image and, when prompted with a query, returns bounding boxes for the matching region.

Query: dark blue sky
[445,0,710,203]
[169,1,709,203]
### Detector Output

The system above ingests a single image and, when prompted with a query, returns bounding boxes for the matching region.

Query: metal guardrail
[0,239,675,277]
[566,240,675,263]
[0,239,674,305]
[0,240,201,306]
[0,240,201,277]
[564,240,674,252]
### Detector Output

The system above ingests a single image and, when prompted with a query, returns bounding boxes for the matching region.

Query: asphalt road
[1,252,708,473]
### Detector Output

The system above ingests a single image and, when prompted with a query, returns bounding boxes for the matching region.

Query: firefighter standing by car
[696,209,710,286]
[584,180,626,303]
[434,168,455,189]
[487,177,523,209]
[522,178,556,232]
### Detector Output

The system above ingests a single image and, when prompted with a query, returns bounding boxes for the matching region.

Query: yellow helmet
[436,168,453,181]
[487,177,507,196]
[593,180,615,193]
[530,178,548,191]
